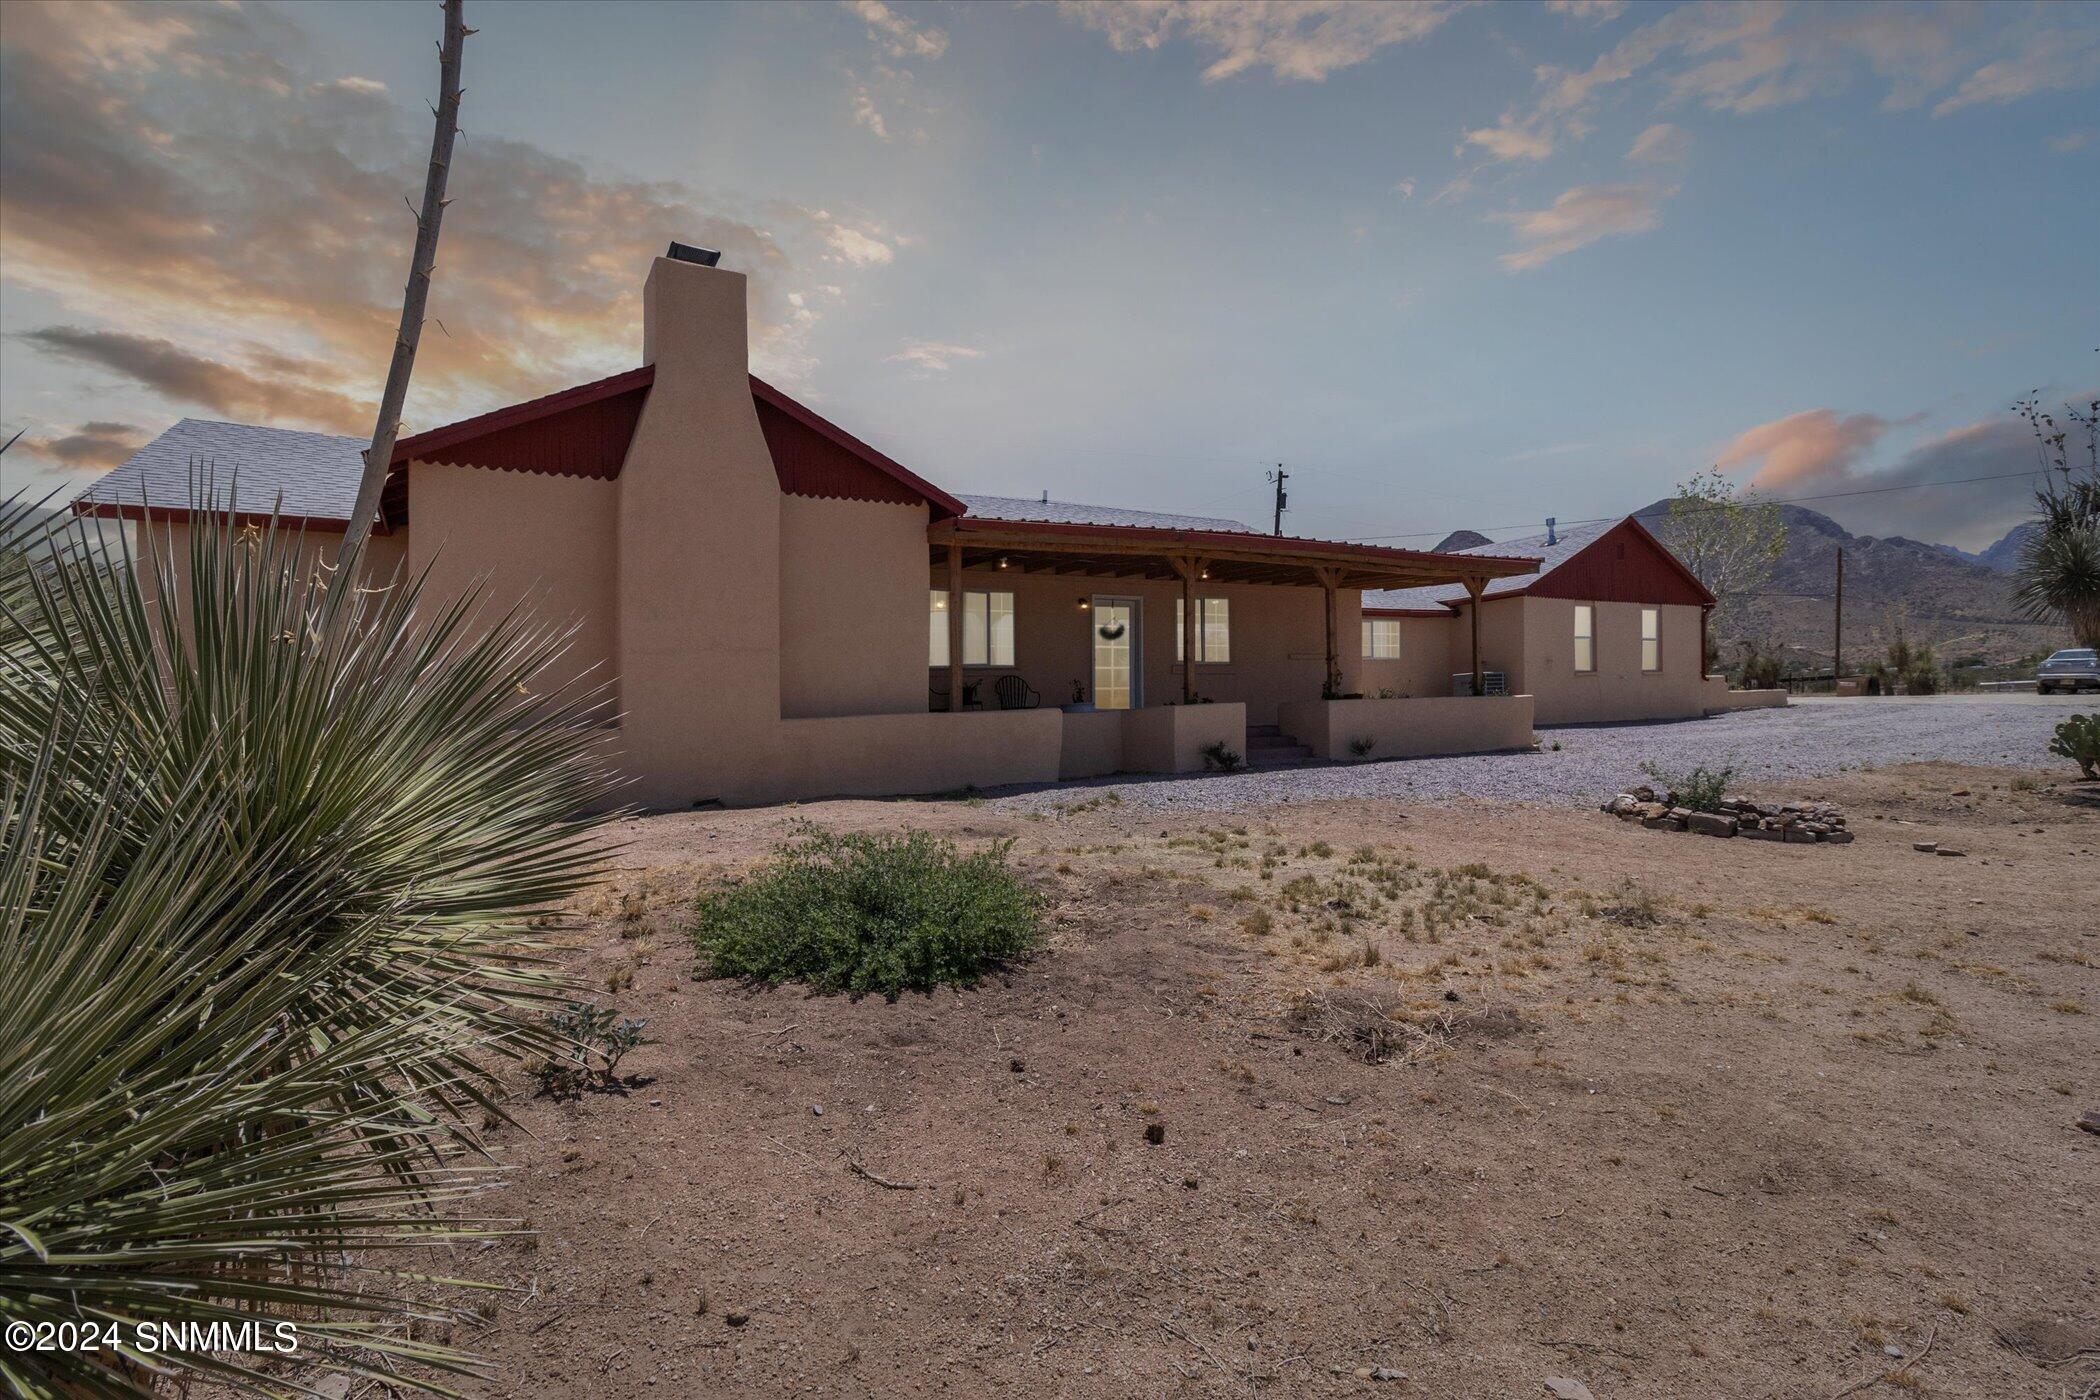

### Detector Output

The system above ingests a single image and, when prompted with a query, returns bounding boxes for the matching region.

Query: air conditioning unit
[1451,671,1508,697]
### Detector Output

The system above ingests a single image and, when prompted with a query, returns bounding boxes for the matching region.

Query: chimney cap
[666,241,722,267]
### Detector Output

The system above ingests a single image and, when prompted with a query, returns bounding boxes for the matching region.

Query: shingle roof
[1362,518,1617,613]
[73,419,367,524]
[955,495,1256,533]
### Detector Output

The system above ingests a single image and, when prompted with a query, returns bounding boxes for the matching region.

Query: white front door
[1091,597,1141,710]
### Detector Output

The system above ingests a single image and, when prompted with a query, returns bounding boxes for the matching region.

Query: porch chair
[993,674,1040,710]
[929,679,986,710]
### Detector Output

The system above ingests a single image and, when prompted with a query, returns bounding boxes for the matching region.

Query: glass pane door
[1091,598,1140,710]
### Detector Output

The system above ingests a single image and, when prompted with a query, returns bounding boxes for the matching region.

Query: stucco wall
[1121,702,1248,774]
[406,461,618,702]
[1277,694,1535,760]
[132,518,409,627]
[927,568,1339,724]
[770,709,1063,800]
[779,494,928,719]
[1520,597,1711,724]
[1058,709,1126,779]
[1358,615,1457,698]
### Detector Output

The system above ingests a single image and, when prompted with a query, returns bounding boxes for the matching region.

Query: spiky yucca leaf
[0,506,620,1127]
[0,732,501,1398]
[2014,520,2100,650]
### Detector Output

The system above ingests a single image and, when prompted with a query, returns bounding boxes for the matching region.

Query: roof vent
[1546,516,1557,546]
[1040,490,1050,504]
[666,241,722,267]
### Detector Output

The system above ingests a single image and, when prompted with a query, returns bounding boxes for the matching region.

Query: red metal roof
[385,365,964,520]
[936,515,1540,572]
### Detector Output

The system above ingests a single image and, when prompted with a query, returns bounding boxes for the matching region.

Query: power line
[1344,467,2052,543]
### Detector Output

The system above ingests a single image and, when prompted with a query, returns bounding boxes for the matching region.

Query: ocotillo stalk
[343,0,467,555]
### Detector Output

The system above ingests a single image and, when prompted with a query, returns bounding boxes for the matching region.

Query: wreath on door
[1096,622,1127,641]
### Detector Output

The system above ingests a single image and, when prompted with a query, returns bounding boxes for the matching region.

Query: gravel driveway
[986,695,2087,814]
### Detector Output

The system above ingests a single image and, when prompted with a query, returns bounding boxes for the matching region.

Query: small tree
[2011,390,2100,650]
[1653,468,1787,630]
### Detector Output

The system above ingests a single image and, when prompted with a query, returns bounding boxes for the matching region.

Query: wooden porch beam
[1463,575,1487,697]
[1315,565,1342,699]
[946,540,964,713]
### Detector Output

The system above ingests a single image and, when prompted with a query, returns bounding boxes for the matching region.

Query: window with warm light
[1174,597,1230,663]
[929,590,1015,667]
[1361,618,1401,660]
[1573,604,1595,673]
[1640,608,1660,672]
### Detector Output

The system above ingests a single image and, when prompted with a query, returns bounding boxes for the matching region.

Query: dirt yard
[458,763,2098,1399]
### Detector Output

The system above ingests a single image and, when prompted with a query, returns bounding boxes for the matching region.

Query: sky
[1,0,2095,550]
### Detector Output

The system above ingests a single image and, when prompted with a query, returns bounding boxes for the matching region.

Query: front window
[1573,604,1595,673]
[1175,597,1231,663]
[1362,618,1401,660]
[929,589,1015,667]
[1640,608,1660,672]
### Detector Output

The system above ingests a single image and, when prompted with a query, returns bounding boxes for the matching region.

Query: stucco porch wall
[769,709,1063,801]
[1703,681,1789,712]
[1277,694,1535,761]
[1357,614,1461,697]
[1120,702,1249,774]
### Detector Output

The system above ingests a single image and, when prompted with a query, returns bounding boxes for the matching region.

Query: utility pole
[1268,466,1289,536]
[1832,546,1844,685]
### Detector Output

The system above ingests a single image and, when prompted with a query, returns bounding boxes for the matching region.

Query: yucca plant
[1,502,621,1392]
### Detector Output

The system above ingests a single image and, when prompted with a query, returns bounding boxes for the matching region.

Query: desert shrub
[1737,639,1786,690]
[1638,758,1737,812]
[2051,713,2100,780]
[532,1001,650,1098]
[1903,644,1942,694]
[2,503,615,1392]
[1200,740,1244,772]
[692,828,1043,998]
[1348,735,1376,758]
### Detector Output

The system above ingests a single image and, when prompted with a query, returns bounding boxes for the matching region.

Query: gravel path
[986,696,2087,814]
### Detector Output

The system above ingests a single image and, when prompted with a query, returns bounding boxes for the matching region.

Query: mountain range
[1632,504,2063,670]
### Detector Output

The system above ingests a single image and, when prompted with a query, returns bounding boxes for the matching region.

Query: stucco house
[75,249,1561,808]
[1360,516,1780,725]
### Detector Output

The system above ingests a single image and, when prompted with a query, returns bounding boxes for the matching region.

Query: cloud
[0,0,904,443]
[1627,121,1692,163]
[1933,23,2100,115]
[850,83,890,139]
[22,326,370,433]
[1715,408,1894,490]
[885,339,984,375]
[1713,404,2075,547]
[1058,0,1456,83]
[1393,177,1416,200]
[1462,2,2100,169]
[1492,183,1671,271]
[2050,129,2095,153]
[843,0,948,61]
[14,420,148,470]
[1544,1,1628,21]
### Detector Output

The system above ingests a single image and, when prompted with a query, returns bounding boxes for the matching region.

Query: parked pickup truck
[2037,648,2100,694]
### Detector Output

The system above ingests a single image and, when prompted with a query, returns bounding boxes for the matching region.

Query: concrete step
[1245,740,1315,768]
[1247,724,1283,738]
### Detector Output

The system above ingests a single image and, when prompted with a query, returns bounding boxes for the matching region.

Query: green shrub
[1201,740,1244,772]
[1736,639,1785,690]
[1639,758,1738,812]
[1348,735,1376,758]
[2051,713,2100,780]
[692,828,1044,998]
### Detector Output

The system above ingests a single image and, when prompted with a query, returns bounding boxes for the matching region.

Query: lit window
[1174,597,1231,663]
[1573,604,1595,673]
[1640,608,1660,672]
[929,590,1015,667]
[1361,618,1401,660]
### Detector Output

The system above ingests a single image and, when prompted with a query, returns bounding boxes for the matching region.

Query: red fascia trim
[750,376,965,520]
[939,515,1541,573]
[1362,605,1462,618]
[73,500,350,533]
[1482,516,1714,606]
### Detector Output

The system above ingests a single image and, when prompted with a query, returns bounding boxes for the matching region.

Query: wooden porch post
[946,541,964,712]
[1464,575,1486,696]
[1171,555,1202,703]
[1316,567,1341,699]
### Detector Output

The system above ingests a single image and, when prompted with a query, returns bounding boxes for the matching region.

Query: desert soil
[456,762,2098,1399]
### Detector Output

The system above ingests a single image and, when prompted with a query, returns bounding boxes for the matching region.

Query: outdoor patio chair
[993,675,1040,710]
[929,680,985,710]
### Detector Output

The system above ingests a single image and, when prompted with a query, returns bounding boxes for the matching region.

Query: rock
[1912,841,1938,853]
[1355,1365,1409,1381]
[811,1104,824,1116]
[1824,830,1855,845]
[1936,847,1967,858]
[2078,1111,2100,1136]
[1667,806,1692,822]
[1687,812,1738,837]
[1742,826,1783,841]
[1009,1058,1025,1073]
[724,1310,750,1327]
[1543,1381,1598,1400]
[1143,1122,1166,1146]
[1784,826,1820,843]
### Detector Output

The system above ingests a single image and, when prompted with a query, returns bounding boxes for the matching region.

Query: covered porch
[924,517,1538,775]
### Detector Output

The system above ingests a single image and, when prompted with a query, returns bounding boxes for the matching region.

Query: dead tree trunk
[343,0,467,556]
